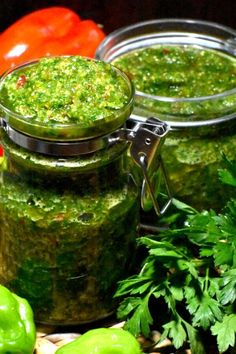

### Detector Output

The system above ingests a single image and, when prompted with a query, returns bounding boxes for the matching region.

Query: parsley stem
[204,267,210,292]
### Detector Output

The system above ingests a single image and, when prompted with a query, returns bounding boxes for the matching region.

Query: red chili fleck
[16,74,27,88]
[162,48,170,55]
[53,213,65,222]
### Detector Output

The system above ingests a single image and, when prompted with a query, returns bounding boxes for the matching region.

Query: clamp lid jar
[96,19,236,210]
[0,55,169,325]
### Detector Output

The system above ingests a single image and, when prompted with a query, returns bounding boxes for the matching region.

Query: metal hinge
[117,117,172,216]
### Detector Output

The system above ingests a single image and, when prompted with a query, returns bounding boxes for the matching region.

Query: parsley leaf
[184,322,206,354]
[186,291,223,329]
[218,269,236,305]
[162,319,187,349]
[218,156,236,187]
[115,275,153,296]
[117,293,153,337]
[211,314,236,352]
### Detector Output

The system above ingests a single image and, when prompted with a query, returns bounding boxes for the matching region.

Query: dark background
[0,0,236,34]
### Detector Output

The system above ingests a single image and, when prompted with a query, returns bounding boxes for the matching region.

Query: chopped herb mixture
[113,45,236,98]
[114,44,236,211]
[0,55,137,325]
[0,133,139,324]
[0,56,130,125]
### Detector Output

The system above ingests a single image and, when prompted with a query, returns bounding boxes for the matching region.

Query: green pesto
[113,45,236,98]
[0,56,130,125]
[161,128,236,211]
[0,133,139,324]
[113,45,236,121]
[0,56,138,325]
[113,45,236,210]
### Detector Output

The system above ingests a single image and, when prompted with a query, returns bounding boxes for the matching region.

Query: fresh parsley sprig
[115,158,236,353]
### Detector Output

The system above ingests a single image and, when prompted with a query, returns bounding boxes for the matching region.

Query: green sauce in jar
[0,56,138,324]
[0,56,133,140]
[113,45,236,120]
[113,45,236,98]
[160,127,236,211]
[112,45,236,210]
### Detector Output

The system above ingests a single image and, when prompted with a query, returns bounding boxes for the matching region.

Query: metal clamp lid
[0,119,113,156]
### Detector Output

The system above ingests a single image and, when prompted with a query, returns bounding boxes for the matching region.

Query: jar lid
[0,56,134,141]
[96,19,236,128]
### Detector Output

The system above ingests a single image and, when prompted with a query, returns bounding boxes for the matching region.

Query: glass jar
[0,56,169,325]
[0,131,140,325]
[96,19,236,211]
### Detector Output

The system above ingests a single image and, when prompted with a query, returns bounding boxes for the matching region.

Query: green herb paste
[113,45,236,210]
[113,45,236,121]
[0,56,139,324]
[1,56,130,125]
[160,129,236,211]
[113,45,236,98]
[0,132,139,324]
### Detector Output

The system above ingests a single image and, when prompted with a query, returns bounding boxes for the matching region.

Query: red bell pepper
[0,7,106,75]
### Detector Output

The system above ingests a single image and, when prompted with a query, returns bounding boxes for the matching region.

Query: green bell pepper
[0,285,36,354]
[55,328,142,354]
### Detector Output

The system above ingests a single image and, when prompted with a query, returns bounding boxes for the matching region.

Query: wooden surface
[0,0,236,34]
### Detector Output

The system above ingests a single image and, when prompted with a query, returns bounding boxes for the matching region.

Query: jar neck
[1,130,129,191]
